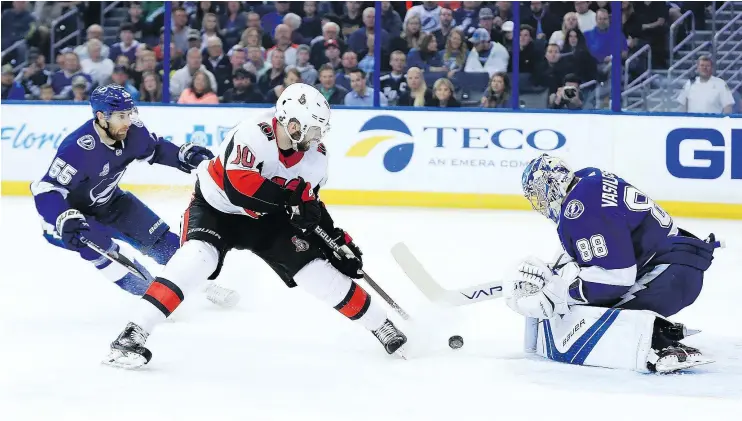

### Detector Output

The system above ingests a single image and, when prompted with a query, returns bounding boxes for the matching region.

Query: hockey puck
[449,335,464,349]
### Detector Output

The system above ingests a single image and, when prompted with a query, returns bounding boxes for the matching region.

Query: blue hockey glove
[55,209,91,251]
[178,143,215,173]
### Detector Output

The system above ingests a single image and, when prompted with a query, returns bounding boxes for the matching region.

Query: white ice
[1,195,741,421]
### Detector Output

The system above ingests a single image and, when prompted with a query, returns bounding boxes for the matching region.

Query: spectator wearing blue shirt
[335,51,358,91]
[51,52,93,99]
[348,7,390,54]
[1,65,26,100]
[583,9,627,63]
[407,33,448,73]
[1,1,34,50]
[262,1,291,36]
[344,68,388,107]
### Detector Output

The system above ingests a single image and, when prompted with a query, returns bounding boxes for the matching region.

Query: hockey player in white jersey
[104,83,407,368]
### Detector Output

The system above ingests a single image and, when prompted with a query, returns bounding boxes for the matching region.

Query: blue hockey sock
[147,231,180,265]
[94,243,153,296]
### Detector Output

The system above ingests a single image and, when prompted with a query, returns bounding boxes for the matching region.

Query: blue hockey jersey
[31,118,182,226]
[557,168,679,306]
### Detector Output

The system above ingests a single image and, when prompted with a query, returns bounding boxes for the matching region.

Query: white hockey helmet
[274,83,331,151]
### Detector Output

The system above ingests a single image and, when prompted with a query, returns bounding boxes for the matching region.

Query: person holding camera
[549,73,583,110]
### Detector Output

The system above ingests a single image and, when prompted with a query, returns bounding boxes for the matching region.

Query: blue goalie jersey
[31,118,182,226]
[557,168,679,306]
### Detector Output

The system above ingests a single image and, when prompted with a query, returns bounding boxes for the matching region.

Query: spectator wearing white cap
[464,28,509,76]
[677,56,735,114]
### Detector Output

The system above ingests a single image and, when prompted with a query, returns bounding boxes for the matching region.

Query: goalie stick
[391,242,502,307]
[81,237,150,282]
[313,226,411,320]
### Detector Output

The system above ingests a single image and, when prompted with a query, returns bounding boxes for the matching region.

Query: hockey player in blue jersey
[503,154,720,373]
[31,85,238,306]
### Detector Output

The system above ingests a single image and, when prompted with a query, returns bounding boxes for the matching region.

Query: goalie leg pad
[534,306,655,372]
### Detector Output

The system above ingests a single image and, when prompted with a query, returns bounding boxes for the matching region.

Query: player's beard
[104,124,128,142]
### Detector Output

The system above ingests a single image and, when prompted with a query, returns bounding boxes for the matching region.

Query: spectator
[453,1,482,36]
[390,14,423,54]
[381,1,403,38]
[222,68,264,103]
[511,25,542,74]
[110,65,139,100]
[80,39,115,87]
[39,83,54,102]
[575,1,597,33]
[584,9,627,64]
[1,1,34,51]
[549,12,579,49]
[549,73,584,109]
[380,50,408,105]
[344,68,387,107]
[341,1,364,38]
[464,28,509,76]
[108,24,139,68]
[523,1,562,41]
[125,2,151,41]
[299,2,323,41]
[246,12,274,50]
[245,46,270,78]
[178,70,219,104]
[428,78,460,107]
[172,7,192,55]
[283,13,306,45]
[477,7,499,43]
[170,47,218,99]
[241,27,266,55]
[200,13,224,50]
[310,22,345,68]
[534,43,571,95]
[220,1,247,49]
[115,54,132,71]
[397,67,433,107]
[51,52,92,98]
[1,65,25,100]
[203,36,231,96]
[258,48,287,95]
[481,72,511,108]
[335,51,358,91]
[18,52,52,99]
[561,28,597,83]
[440,29,469,79]
[262,1,291,36]
[406,1,442,33]
[634,1,669,68]
[433,7,455,48]
[316,64,348,105]
[132,50,158,88]
[349,7,390,53]
[266,24,298,67]
[74,25,110,61]
[357,34,376,76]
[229,47,247,74]
[494,1,514,24]
[287,45,318,85]
[70,75,89,102]
[407,33,447,73]
[138,71,162,103]
[265,67,301,103]
[677,56,735,114]
[322,39,343,70]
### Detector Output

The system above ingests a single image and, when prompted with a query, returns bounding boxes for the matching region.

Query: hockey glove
[324,228,364,279]
[286,177,322,231]
[178,143,215,173]
[56,209,92,251]
[504,257,570,319]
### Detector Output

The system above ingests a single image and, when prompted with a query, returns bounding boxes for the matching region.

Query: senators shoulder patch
[77,134,95,150]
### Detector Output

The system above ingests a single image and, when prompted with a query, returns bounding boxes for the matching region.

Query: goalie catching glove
[505,254,582,319]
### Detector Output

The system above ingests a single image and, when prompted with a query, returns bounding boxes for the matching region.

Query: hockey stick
[81,237,150,282]
[391,242,503,307]
[313,226,411,320]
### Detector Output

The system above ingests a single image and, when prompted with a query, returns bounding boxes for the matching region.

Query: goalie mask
[522,154,575,224]
[274,83,331,151]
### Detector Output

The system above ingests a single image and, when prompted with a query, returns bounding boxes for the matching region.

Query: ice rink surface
[1,195,741,421]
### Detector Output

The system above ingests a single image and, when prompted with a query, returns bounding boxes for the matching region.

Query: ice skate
[103,322,152,369]
[648,342,713,373]
[372,319,407,357]
[204,282,240,308]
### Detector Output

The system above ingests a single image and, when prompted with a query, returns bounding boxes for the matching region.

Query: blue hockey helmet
[90,84,135,120]
[521,153,575,224]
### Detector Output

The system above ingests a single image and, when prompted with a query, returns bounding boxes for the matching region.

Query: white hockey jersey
[196,112,328,217]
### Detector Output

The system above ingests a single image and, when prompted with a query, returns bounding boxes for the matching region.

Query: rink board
[1,103,740,219]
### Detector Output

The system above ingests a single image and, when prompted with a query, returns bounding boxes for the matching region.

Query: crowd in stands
[1,1,738,112]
